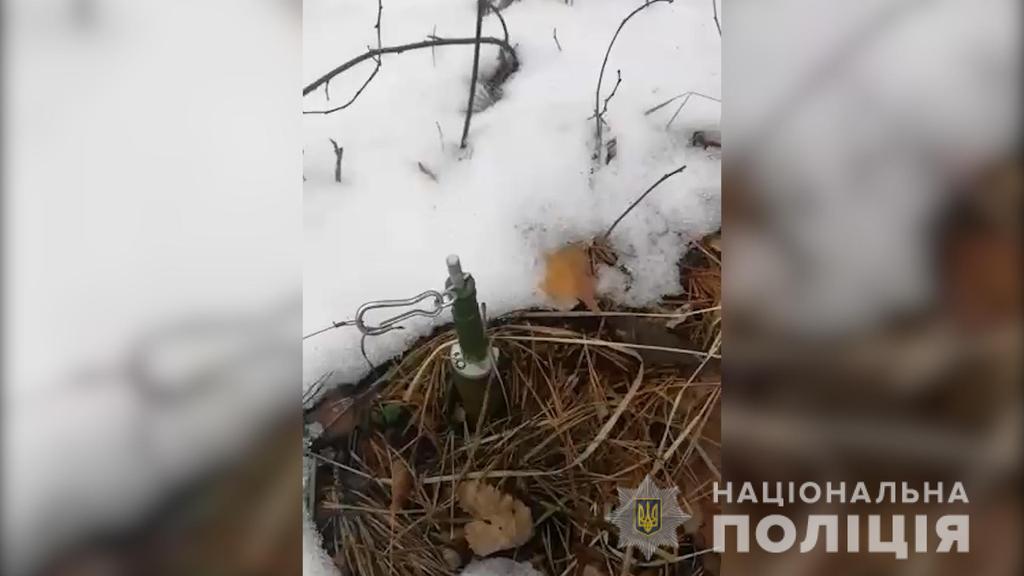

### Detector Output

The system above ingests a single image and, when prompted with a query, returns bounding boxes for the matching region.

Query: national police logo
[635,498,661,535]
[608,475,689,559]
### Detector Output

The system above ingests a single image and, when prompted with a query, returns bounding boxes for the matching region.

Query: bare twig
[643,90,720,116]
[304,36,517,98]
[435,121,445,152]
[594,0,674,153]
[305,0,383,115]
[488,1,509,44]
[643,89,724,129]
[417,161,439,182]
[431,25,437,66]
[374,0,383,53]
[711,0,721,37]
[329,139,344,183]
[460,0,486,149]
[552,27,562,52]
[595,69,622,127]
[306,65,381,115]
[603,164,687,239]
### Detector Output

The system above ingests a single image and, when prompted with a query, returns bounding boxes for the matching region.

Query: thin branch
[668,93,721,130]
[431,25,437,66]
[488,1,509,44]
[305,0,383,115]
[594,0,674,153]
[460,0,486,149]
[374,0,383,50]
[305,65,381,115]
[643,91,720,116]
[304,36,517,98]
[417,161,439,182]
[596,69,622,126]
[552,27,562,52]
[435,121,445,152]
[711,0,721,37]
[603,164,687,239]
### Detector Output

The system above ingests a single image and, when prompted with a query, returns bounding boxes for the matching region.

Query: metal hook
[354,289,454,336]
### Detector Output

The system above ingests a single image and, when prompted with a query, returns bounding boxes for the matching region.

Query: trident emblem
[635,498,661,535]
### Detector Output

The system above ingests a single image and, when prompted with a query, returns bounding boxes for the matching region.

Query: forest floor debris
[307,234,722,576]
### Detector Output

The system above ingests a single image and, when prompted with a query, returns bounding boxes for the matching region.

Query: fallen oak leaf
[457,481,533,556]
[540,243,600,312]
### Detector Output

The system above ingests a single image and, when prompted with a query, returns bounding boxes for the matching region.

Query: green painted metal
[445,255,504,424]
[449,274,488,363]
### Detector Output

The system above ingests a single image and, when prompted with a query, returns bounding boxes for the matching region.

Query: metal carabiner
[354,289,454,336]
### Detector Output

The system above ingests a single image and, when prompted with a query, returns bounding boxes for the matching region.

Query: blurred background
[2,1,303,574]
[724,0,1020,575]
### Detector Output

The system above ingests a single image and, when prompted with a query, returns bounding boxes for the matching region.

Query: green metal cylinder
[445,256,504,424]
[449,274,488,363]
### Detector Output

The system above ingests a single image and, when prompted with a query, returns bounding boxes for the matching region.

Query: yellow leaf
[540,244,600,311]
[389,459,414,515]
[457,481,533,556]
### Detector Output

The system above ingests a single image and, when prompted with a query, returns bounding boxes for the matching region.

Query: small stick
[435,121,445,152]
[304,36,517,98]
[329,138,344,182]
[643,90,720,116]
[603,164,687,239]
[460,0,486,149]
[552,27,562,52]
[304,0,383,115]
[595,69,622,127]
[594,0,673,152]
[489,0,510,44]
[431,25,437,66]
[417,161,438,182]
[711,0,722,37]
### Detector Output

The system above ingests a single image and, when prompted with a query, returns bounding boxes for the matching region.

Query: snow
[303,0,721,389]
[302,0,721,573]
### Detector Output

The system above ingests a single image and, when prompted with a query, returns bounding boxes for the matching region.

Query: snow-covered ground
[303,0,722,391]
[302,0,721,573]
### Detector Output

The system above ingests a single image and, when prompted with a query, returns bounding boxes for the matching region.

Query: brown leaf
[540,244,600,312]
[389,459,414,515]
[457,481,533,556]
[310,396,360,442]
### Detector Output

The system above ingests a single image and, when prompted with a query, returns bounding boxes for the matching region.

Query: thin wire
[360,333,376,372]
[303,319,357,341]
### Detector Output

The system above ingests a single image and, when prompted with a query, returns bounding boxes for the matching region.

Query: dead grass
[310,238,722,576]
